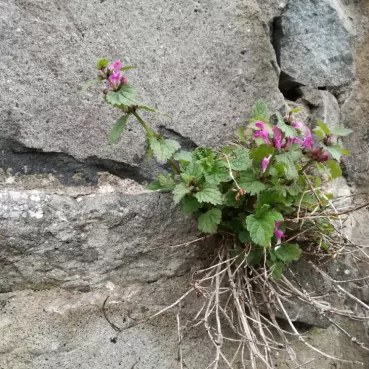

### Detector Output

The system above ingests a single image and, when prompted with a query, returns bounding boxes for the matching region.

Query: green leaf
[108,114,130,144]
[181,162,203,183]
[250,100,269,123]
[223,190,243,208]
[276,112,297,138]
[82,79,100,91]
[195,183,223,205]
[97,58,109,69]
[173,183,193,204]
[182,196,202,215]
[317,120,331,135]
[173,151,193,163]
[322,144,342,161]
[250,145,275,163]
[330,127,353,137]
[267,261,284,280]
[146,174,176,191]
[205,164,230,185]
[246,249,264,266]
[313,127,325,139]
[246,205,283,247]
[274,243,302,263]
[120,65,137,71]
[227,147,252,171]
[275,153,298,179]
[325,160,342,180]
[238,230,251,243]
[106,84,137,106]
[148,137,180,163]
[138,105,172,119]
[239,170,266,195]
[340,147,350,156]
[236,126,247,143]
[290,107,304,113]
[198,208,222,233]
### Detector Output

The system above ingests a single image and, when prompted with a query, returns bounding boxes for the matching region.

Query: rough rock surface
[1,0,369,368]
[0,0,283,177]
[0,174,206,292]
[278,0,355,88]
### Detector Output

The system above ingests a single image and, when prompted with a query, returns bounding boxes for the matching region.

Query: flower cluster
[98,60,128,93]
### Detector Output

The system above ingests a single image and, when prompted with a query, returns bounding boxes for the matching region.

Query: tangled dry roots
[105,197,369,369]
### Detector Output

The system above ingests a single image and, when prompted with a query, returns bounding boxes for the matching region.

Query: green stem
[132,111,153,136]
[169,159,181,174]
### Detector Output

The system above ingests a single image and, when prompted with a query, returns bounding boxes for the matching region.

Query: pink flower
[262,154,272,173]
[292,121,304,130]
[274,221,284,245]
[302,127,313,150]
[273,126,283,150]
[254,121,271,145]
[108,60,122,73]
[320,150,329,162]
[108,72,121,90]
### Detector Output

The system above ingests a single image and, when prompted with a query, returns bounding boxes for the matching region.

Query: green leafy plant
[87,59,369,368]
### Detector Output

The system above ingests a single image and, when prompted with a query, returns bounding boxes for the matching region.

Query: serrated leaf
[250,145,275,163]
[313,127,325,139]
[223,190,243,208]
[173,151,193,163]
[286,183,302,196]
[330,127,353,137]
[322,144,341,161]
[246,205,283,247]
[227,147,252,171]
[274,243,302,263]
[148,137,180,163]
[317,120,331,135]
[106,84,137,106]
[97,58,109,69]
[275,153,298,179]
[205,163,230,185]
[238,230,251,243]
[173,183,193,204]
[198,208,222,233]
[325,160,342,180]
[182,196,202,215]
[276,112,297,138]
[239,170,266,195]
[120,65,137,71]
[250,100,269,123]
[146,174,176,191]
[181,161,203,183]
[195,183,223,205]
[109,114,130,144]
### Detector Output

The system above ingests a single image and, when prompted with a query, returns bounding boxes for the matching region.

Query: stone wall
[1,0,369,368]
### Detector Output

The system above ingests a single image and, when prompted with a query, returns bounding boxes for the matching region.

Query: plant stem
[169,159,181,174]
[132,111,152,136]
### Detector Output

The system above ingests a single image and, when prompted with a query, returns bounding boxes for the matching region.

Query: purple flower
[274,221,284,245]
[292,122,304,130]
[302,127,313,150]
[320,150,329,162]
[108,60,123,73]
[262,154,272,173]
[108,72,121,90]
[254,121,271,145]
[273,126,283,150]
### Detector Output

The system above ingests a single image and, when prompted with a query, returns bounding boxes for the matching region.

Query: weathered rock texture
[1,0,369,368]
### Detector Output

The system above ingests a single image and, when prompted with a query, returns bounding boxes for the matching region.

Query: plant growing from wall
[86,59,369,369]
